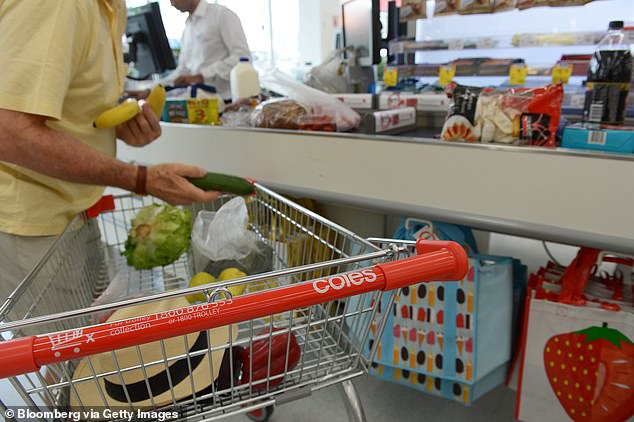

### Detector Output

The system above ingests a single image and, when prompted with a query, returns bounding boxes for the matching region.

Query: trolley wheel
[247,405,274,422]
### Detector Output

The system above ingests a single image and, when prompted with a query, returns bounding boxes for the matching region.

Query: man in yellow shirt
[0,0,219,300]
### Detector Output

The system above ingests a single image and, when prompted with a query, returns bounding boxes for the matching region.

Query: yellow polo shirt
[0,0,127,236]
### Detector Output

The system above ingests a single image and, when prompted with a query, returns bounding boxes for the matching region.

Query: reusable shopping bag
[516,248,634,422]
[366,218,521,405]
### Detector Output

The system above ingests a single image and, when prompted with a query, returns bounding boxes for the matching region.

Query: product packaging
[442,83,563,146]
[161,84,223,125]
[250,98,308,130]
[561,123,634,153]
[474,84,563,146]
[259,70,361,132]
[441,84,484,143]
[583,21,632,125]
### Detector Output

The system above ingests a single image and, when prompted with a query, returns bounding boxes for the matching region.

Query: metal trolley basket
[0,183,467,421]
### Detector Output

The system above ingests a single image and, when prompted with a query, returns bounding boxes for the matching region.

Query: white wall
[415,0,634,66]
[298,0,342,67]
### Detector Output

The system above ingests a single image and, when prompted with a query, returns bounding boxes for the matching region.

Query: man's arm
[0,108,220,205]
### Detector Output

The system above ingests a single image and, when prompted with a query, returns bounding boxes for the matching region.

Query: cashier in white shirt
[164,0,251,100]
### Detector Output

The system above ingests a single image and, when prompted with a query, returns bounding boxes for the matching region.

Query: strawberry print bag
[516,250,634,422]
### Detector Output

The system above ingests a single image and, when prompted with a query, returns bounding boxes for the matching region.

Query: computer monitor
[341,0,381,67]
[125,2,176,80]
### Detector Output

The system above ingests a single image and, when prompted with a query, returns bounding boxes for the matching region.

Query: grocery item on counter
[230,57,261,103]
[562,123,634,153]
[583,21,633,125]
[259,69,361,131]
[441,84,485,143]
[501,83,564,146]
[122,204,192,270]
[221,95,266,128]
[162,84,224,125]
[298,114,337,132]
[240,327,301,390]
[434,0,460,15]
[493,0,516,12]
[251,98,308,130]
[458,0,493,15]
[223,95,266,113]
[442,83,563,146]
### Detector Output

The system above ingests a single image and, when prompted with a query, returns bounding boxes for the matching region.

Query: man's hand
[116,101,162,147]
[173,73,204,86]
[146,163,220,205]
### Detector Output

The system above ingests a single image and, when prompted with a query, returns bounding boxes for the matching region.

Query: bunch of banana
[93,84,167,129]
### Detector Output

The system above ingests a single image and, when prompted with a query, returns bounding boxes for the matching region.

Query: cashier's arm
[0,108,220,205]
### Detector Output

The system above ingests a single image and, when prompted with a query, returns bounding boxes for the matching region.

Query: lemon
[186,272,216,304]
[218,267,247,297]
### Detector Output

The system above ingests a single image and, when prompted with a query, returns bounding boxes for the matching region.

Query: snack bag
[473,91,518,144]
[473,84,564,146]
[434,0,460,16]
[508,83,563,147]
[459,0,493,14]
[441,84,484,143]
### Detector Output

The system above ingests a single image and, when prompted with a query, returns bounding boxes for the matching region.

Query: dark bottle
[583,21,633,125]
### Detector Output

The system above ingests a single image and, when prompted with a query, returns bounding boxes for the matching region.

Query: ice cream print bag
[367,253,514,404]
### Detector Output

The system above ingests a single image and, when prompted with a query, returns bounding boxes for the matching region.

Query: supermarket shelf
[388,31,604,54]
[120,124,634,254]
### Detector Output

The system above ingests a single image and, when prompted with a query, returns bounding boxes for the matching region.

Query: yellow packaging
[186,98,220,125]
[509,63,528,86]
[384,67,399,87]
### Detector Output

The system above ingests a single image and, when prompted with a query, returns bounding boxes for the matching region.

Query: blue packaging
[562,122,634,154]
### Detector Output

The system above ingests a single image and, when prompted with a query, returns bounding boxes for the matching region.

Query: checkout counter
[119,111,634,255]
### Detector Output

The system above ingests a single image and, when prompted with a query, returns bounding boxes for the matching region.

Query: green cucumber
[187,172,255,195]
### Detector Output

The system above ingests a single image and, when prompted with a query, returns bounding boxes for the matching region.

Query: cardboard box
[562,123,634,154]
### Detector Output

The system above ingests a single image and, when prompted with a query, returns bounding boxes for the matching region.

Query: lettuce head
[123,204,192,270]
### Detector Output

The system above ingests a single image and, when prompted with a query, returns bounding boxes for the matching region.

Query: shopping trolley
[0,183,467,422]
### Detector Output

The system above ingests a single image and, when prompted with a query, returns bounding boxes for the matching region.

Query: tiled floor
[223,376,516,422]
[1,375,516,421]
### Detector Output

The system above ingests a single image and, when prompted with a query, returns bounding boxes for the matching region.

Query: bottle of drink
[583,21,633,125]
[230,57,260,103]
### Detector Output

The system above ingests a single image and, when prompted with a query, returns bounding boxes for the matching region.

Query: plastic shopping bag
[304,47,352,94]
[191,197,271,275]
[260,69,361,132]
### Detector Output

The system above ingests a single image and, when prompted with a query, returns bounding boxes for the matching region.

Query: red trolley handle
[0,240,467,379]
